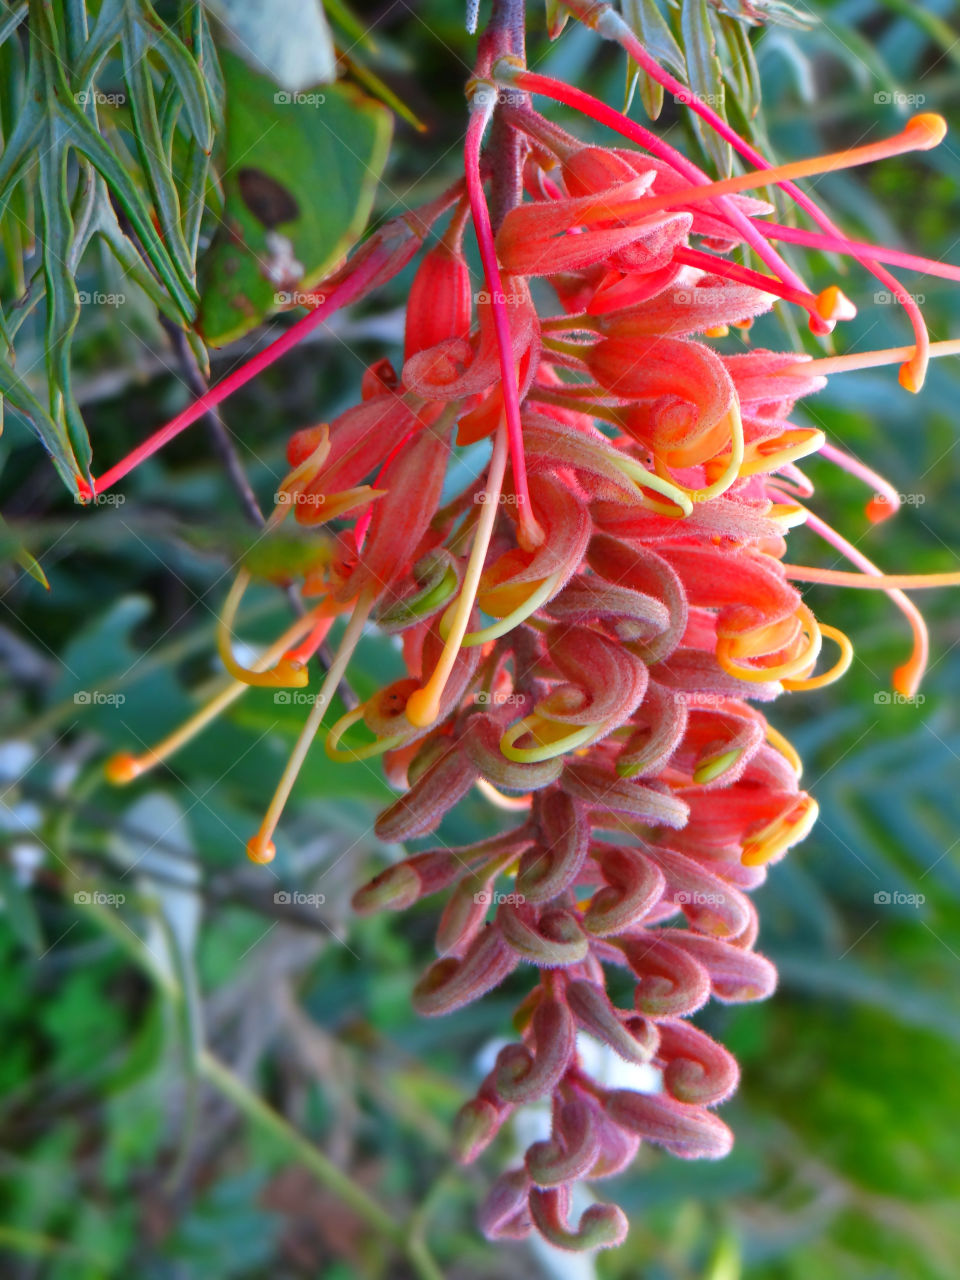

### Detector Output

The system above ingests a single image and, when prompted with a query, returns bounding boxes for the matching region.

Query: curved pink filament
[510,69,810,296]
[591,12,932,388]
[465,93,542,548]
[758,219,960,286]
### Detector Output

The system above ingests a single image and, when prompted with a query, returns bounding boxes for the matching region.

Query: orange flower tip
[704,324,729,338]
[865,494,898,524]
[815,285,857,324]
[405,686,441,729]
[246,835,276,865]
[905,113,947,150]
[898,357,925,393]
[892,666,922,699]
[104,752,144,785]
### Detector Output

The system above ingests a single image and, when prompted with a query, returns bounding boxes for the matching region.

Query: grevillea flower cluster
[88,0,960,1254]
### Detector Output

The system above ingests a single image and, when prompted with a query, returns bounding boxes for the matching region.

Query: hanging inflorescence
[90,0,960,1253]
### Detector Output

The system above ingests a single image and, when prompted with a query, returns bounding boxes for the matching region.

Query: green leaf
[622,0,687,79]
[196,51,392,347]
[680,0,733,177]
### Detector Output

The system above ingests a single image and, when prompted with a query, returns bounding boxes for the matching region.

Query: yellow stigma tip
[105,753,143,785]
[907,113,947,149]
[405,687,440,728]
[246,836,276,864]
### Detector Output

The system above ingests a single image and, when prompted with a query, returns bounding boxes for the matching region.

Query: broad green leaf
[197,51,392,347]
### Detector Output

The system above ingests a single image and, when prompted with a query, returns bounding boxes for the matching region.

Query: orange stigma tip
[246,836,276,864]
[865,495,897,524]
[898,359,925,393]
[105,752,144,785]
[906,113,947,149]
[816,285,857,323]
[704,324,729,338]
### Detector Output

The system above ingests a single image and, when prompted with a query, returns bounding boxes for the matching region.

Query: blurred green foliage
[1,1,959,1277]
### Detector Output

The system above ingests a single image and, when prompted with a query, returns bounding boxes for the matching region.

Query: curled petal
[583,845,666,937]
[546,574,671,645]
[526,1098,601,1186]
[495,998,576,1102]
[617,681,688,778]
[352,850,460,914]
[653,846,754,938]
[588,536,688,665]
[527,1186,629,1252]
[604,1090,733,1159]
[478,1168,534,1241]
[598,275,772,339]
[435,875,492,957]
[516,792,590,903]
[452,1096,504,1164]
[537,627,649,729]
[657,1019,740,1107]
[413,926,517,1016]
[562,759,689,828]
[465,713,563,791]
[499,902,590,967]
[566,980,659,1064]
[375,742,478,841]
[588,1108,643,1179]
[662,929,778,1002]
[619,933,711,1016]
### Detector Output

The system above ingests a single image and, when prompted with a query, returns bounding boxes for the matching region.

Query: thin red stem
[88,244,399,496]
[465,92,542,547]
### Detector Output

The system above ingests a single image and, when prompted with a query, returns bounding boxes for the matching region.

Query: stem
[198,1051,402,1244]
[89,245,394,495]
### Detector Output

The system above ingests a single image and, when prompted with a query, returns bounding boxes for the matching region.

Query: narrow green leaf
[680,0,732,176]
[622,0,687,79]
